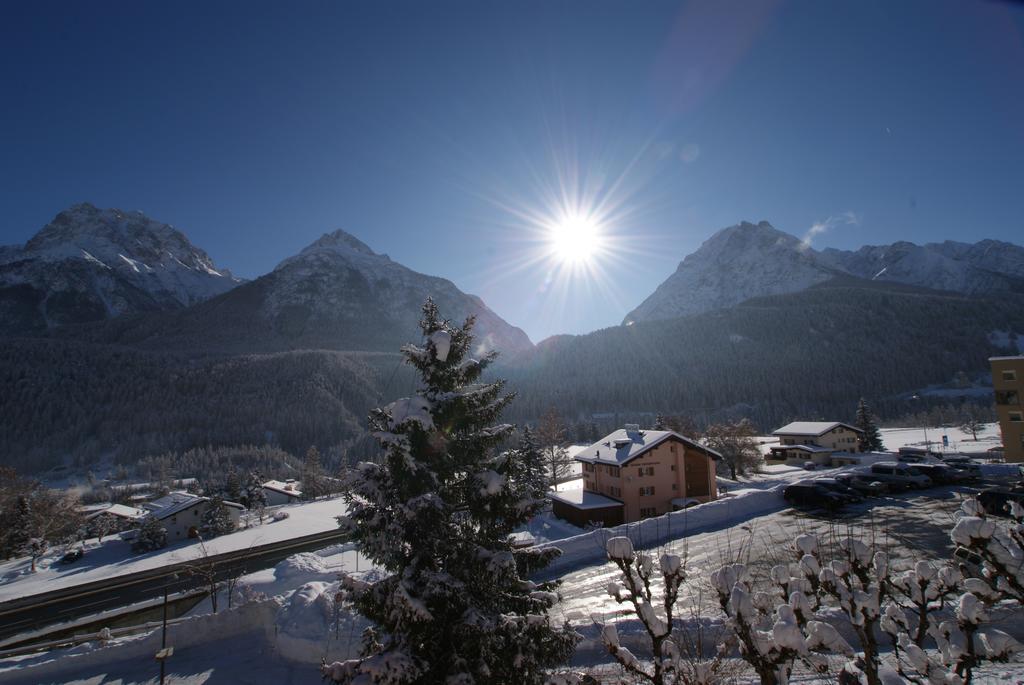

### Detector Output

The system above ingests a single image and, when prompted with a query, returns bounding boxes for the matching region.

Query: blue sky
[2,1,1023,342]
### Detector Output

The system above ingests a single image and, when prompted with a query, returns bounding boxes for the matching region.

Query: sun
[549,213,601,264]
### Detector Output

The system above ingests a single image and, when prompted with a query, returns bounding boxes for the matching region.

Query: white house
[144,492,244,542]
[262,479,303,505]
[768,421,864,466]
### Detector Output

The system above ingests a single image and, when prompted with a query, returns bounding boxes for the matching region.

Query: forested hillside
[499,280,1024,429]
[0,340,406,472]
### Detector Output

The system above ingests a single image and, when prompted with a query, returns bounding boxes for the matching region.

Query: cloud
[800,211,860,251]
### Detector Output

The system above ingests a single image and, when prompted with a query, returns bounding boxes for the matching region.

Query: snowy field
[0,497,347,602]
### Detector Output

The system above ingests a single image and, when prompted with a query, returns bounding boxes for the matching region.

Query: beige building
[549,425,720,527]
[992,356,1024,462]
[768,421,864,465]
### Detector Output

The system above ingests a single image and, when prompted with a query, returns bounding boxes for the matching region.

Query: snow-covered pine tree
[854,398,884,452]
[324,299,578,684]
[132,515,168,553]
[245,471,268,522]
[200,495,237,538]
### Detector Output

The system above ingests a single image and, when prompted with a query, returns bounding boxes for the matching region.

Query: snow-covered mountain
[623,221,840,323]
[819,239,1024,295]
[101,228,533,355]
[625,222,1024,324]
[0,203,241,333]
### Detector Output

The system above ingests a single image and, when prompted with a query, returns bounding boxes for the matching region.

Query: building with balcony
[548,424,720,527]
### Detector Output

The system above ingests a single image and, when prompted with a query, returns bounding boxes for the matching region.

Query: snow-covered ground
[0,497,347,602]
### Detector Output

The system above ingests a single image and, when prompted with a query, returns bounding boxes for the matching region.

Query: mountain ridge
[625,221,1024,324]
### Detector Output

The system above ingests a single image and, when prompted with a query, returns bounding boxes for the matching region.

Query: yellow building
[991,356,1024,462]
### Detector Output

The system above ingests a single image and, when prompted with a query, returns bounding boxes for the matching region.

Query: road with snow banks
[0,529,345,646]
[551,482,999,631]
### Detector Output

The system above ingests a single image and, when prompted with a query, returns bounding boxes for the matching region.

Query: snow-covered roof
[773,421,863,437]
[548,489,624,510]
[573,428,721,466]
[769,444,834,454]
[263,480,302,497]
[989,355,1024,361]
[146,492,207,519]
[93,504,147,520]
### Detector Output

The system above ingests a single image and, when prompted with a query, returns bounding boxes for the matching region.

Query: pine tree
[654,414,667,430]
[302,446,325,500]
[7,495,32,559]
[200,495,236,538]
[225,468,242,502]
[324,299,577,684]
[132,515,168,553]
[244,470,268,522]
[855,398,884,452]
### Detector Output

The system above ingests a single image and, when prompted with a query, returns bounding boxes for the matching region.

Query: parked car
[834,473,888,496]
[906,463,965,485]
[783,482,846,509]
[953,546,984,576]
[866,462,932,490]
[802,461,817,471]
[811,478,864,503]
[59,549,84,565]
[942,457,982,481]
[977,485,1024,517]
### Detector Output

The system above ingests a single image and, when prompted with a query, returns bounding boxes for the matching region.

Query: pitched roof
[548,489,624,510]
[146,492,207,520]
[573,428,721,466]
[85,503,147,520]
[773,421,863,437]
[263,480,303,497]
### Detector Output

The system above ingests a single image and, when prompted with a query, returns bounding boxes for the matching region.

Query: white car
[865,462,932,490]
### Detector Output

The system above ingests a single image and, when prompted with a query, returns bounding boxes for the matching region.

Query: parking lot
[554,474,1018,632]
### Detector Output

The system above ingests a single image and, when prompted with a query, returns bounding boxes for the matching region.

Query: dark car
[812,478,864,503]
[783,483,846,509]
[942,458,982,481]
[906,463,964,485]
[59,549,84,565]
[834,473,888,496]
[977,485,1024,517]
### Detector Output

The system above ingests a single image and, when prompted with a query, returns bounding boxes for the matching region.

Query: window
[641,466,654,476]
[670,464,677,471]
[639,486,655,496]
[583,464,594,473]
[672,483,678,491]
[996,391,1020,406]
[640,507,658,518]
[609,486,621,497]
[1003,370,1018,382]
[1010,411,1023,423]
[609,465,620,477]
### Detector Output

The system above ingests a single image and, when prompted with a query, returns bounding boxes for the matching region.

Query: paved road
[0,529,346,646]
[553,481,999,628]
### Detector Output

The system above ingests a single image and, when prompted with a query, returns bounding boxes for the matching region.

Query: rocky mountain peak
[0,204,242,333]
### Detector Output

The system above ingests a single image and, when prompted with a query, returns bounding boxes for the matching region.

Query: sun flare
[549,213,601,264]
